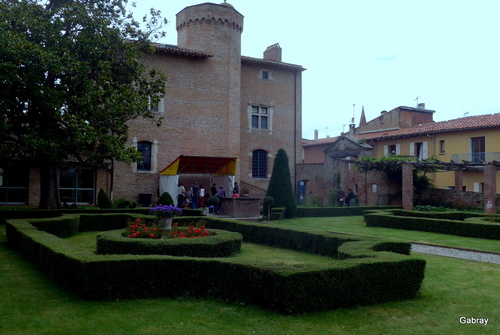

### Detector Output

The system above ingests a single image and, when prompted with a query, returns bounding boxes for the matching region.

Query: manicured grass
[1,220,499,334]
[67,231,338,269]
[279,216,500,254]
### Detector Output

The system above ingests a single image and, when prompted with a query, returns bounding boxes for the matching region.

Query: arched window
[137,141,152,171]
[252,149,267,178]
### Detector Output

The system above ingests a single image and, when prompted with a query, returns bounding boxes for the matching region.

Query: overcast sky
[130,0,500,139]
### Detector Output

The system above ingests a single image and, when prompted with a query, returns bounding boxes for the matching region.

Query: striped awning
[159,155,237,175]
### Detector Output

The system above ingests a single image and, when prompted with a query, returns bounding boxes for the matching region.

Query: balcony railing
[451,152,500,163]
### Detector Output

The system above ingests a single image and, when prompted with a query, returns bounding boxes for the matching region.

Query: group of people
[337,188,356,207]
[177,182,205,209]
[177,182,240,213]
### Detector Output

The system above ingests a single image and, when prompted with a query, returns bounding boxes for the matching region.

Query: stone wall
[419,188,485,210]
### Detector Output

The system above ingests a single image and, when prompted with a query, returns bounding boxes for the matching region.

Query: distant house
[299,105,500,207]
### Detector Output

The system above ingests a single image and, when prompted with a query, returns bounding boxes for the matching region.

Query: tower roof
[220,1,234,8]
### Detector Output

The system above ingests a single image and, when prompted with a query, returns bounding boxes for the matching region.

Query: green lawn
[1,217,499,335]
[278,216,500,254]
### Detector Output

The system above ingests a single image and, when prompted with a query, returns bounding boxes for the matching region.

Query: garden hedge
[364,210,500,240]
[296,205,401,217]
[96,228,242,257]
[6,214,425,314]
[0,208,203,225]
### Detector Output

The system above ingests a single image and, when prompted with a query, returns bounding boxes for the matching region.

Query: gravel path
[411,243,500,264]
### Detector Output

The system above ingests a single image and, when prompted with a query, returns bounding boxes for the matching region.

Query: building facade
[0,2,304,206]
[299,106,500,207]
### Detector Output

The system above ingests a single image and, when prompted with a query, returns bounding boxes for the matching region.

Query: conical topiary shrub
[97,188,113,209]
[157,192,175,206]
[265,148,297,218]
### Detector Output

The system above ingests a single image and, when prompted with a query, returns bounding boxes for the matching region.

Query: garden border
[364,209,500,240]
[6,214,425,314]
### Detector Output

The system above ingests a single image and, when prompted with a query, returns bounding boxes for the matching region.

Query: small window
[389,145,397,155]
[137,141,152,171]
[149,95,164,113]
[439,140,445,154]
[260,70,272,80]
[372,184,378,193]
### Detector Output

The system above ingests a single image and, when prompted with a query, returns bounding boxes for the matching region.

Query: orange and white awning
[159,155,237,175]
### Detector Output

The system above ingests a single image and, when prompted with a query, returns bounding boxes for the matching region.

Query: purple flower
[149,204,183,217]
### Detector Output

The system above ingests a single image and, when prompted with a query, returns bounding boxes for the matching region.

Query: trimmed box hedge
[297,205,401,217]
[6,214,425,314]
[96,228,242,257]
[0,208,203,225]
[364,210,500,240]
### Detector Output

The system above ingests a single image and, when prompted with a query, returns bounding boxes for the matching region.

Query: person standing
[337,188,345,207]
[199,184,206,208]
[233,182,240,195]
[210,183,217,197]
[191,182,200,209]
[177,184,185,208]
[215,186,226,214]
[346,189,355,207]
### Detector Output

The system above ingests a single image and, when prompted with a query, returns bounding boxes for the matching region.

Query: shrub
[206,196,219,207]
[97,189,113,209]
[266,149,297,218]
[157,192,175,206]
[113,197,137,209]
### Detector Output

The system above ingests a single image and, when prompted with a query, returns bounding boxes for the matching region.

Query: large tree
[266,148,297,218]
[0,0,167,208]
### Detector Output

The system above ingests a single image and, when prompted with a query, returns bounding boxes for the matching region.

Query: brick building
[299,105,500,210]
[0,2,305,206]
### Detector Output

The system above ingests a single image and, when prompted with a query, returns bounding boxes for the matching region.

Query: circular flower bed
[96,226,242,258]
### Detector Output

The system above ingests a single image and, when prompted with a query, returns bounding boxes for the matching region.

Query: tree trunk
[39,163,62,209]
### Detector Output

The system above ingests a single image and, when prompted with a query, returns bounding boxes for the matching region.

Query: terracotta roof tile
[370,113,500,140]
[241,56,306,71]
[152,43,213,58]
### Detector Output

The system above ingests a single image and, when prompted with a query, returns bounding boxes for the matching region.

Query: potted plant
[149,204,183,229]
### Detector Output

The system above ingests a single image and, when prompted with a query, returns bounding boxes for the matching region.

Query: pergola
[344,158,499,213]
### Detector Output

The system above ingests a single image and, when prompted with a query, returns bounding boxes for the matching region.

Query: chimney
[417,103,426,109]
[349,124,355,136]
[263,43,282,62]
[314,129,318,141]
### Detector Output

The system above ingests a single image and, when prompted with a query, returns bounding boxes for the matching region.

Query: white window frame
[248,105,273,132]
[149,94,164,115]
[410,141,428,159]
[259,69,273,80]
[384,144,400,156]
[132,137,158,173]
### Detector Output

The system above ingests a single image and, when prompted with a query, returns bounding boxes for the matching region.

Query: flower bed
[97,224,242,257]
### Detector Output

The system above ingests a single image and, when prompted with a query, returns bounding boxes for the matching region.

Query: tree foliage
[355,155,436,202]
[0,0,167,208]
[265,148,297,218]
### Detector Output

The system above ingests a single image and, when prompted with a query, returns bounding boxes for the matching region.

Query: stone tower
[176,3,244,158]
